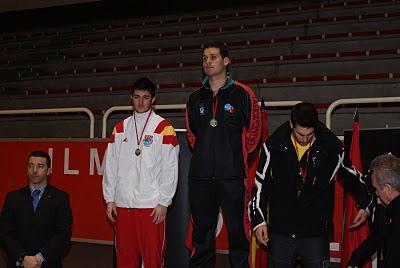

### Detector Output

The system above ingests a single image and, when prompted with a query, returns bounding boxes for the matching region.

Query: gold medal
[135,148,141,156]
[210,118,218,127]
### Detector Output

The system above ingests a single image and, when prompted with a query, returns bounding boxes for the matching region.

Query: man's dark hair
[29,150,51,168]
[203,41,229,59]
[291,102,319,128]
[131,77,156,98]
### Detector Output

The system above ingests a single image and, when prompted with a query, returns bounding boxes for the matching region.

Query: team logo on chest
[143,135,153,147]
[224,103,235,113]
[199,103,205,115]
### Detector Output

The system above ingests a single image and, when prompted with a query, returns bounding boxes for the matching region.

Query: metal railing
[4,98,399,139]
[0,107,95,138]
[101,104,185,138]
[101,101,301,138]
[326,97,400,129]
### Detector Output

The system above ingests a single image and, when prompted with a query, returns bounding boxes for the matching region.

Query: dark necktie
[32,189,41,211]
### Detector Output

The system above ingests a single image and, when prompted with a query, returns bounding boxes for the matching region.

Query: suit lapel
[20,186,36,223]
[22,186,35,210]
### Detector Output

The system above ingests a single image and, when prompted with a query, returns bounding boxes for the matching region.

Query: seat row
[1,8,399,55]
[17,71,399,96]
[9,48,396,80]
[1,27,399,68]
[0,0,396,44]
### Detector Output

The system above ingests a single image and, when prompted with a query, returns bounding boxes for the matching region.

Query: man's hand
[150,204,167,224]
[106,202,117,223]
[349,209,368,229]
[255,225,269,246]
[22,255,41,268]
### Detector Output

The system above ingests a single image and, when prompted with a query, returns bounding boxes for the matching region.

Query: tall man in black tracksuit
[186,42,261,268]
[250,102,372,268]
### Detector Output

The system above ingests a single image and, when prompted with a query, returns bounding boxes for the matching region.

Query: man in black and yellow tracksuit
[250,102,372,268]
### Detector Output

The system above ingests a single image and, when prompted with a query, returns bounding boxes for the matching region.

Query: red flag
[340,111,371,268]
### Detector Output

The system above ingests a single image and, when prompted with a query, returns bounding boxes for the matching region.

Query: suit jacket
[383,195,400,268]
[348,196,400,268]
[0,184,72,268]
[347,204,386,268]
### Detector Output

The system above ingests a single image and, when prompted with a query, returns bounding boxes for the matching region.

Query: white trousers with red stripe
[115,207,166,268]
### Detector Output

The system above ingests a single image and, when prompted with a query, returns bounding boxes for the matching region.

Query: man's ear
[151,97,156,105]
[289,120,293,129]
[223,57,230,67]
[385,183,393,193]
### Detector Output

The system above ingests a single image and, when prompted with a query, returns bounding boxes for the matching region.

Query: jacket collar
[270,121,330,150]
[23,184,54,211]
[386,194,400,218]
[202,72,234,93]
[29,183,47,194]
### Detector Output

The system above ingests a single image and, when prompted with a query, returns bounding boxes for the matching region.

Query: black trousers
[268,233,331,268]
[189,179,249,268]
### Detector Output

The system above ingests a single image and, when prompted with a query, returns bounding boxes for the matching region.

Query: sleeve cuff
[158,199,171,207]
[36,252,45,263]
[252,222,267,231]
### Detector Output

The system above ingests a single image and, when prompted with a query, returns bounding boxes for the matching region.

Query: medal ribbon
[300,150,310,181]
[211,96,219,120]
[294,142,311,181]
[134,109,152,150]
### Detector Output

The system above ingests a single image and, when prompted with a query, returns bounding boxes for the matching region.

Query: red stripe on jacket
[154,119,178,147]
[109,121,124,143]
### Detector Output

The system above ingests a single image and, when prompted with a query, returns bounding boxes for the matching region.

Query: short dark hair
[203,41,229,59]
[131,77,156,98]
[291,102,318,128]
[29,150,51,168]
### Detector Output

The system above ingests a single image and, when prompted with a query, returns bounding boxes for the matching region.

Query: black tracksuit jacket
[250,121,372,237]
[186,76,261,180]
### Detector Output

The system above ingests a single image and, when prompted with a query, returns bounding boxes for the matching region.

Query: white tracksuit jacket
[102,110,179,208]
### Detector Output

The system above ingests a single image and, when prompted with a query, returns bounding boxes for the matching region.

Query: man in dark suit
[0,150,72,268]
[347,154,400,268]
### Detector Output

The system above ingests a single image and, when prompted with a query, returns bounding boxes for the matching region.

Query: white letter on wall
[64,148,79,175]
[89,148,104,175]
[48,148,54,169]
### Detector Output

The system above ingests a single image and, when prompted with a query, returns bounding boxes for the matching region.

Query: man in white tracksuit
[102,77,179,268]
